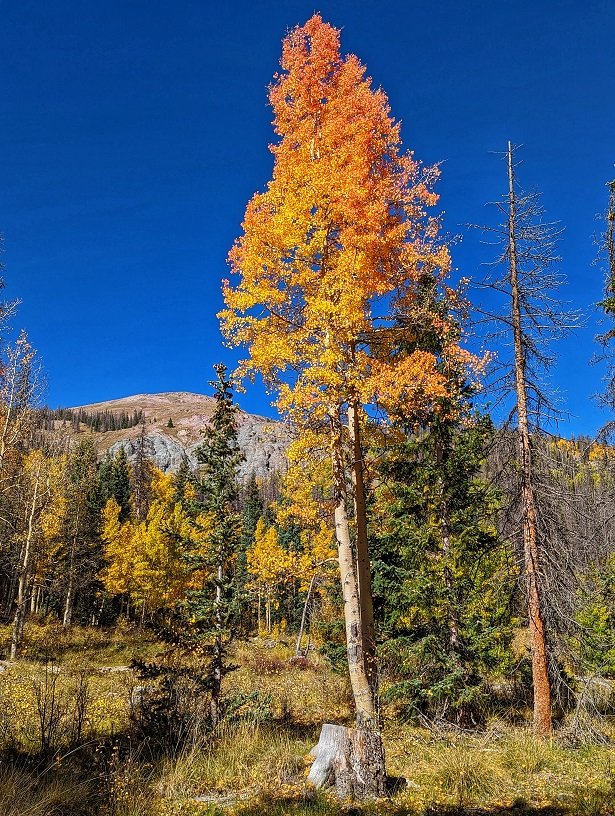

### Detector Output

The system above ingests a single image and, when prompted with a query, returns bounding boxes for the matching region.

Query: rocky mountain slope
[68,392,288,479]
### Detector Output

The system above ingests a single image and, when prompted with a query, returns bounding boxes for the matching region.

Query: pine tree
[237,472,262,634]
[99,447,131,521]
[130,421,154,521]
[475,144,578,735]
[59,437,104,626]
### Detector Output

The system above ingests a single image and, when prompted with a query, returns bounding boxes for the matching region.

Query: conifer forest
[1,11,615,816]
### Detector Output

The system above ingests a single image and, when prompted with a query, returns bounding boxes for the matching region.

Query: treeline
[35,406,145,433]
[3,348,615,739]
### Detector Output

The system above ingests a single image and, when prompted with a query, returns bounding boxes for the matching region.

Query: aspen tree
[10,451,66,659]
[221,15,472,796]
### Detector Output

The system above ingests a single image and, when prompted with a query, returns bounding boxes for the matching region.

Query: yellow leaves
[100,498,138,597]
[274,440,337,593]
[220,14,469,432]
[150,468,175,504]
[101,479,205,611]
[101,497,122,544]
[247,519,294,590]
[40,497,67,542]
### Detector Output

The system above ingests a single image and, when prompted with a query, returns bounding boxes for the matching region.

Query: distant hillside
[51,392,289,479]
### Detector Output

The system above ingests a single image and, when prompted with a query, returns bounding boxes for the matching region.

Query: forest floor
[0,622,613,816]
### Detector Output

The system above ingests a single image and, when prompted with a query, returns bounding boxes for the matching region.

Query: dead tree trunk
[507,141,552,736]
[308,723,385,800]
[607,180,615,285]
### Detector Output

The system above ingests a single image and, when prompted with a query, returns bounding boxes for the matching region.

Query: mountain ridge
[60,391,288,479]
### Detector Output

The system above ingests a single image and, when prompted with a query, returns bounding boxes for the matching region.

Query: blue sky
[1,0,614,433]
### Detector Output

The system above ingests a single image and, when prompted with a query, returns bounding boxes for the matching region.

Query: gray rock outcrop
[109,418,288,479]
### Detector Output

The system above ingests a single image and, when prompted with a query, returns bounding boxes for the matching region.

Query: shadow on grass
[225,796,581,816]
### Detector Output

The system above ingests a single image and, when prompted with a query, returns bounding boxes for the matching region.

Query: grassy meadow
[0,621,613,815]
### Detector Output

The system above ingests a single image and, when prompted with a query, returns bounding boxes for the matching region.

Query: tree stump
[307,723,385,800]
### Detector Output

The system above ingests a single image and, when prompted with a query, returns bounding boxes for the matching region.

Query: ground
[0,622,613,815]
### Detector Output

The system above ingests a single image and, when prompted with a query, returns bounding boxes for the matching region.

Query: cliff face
[68,392,288,479]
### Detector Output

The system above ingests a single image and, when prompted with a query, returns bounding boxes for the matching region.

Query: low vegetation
[0,623,614,815]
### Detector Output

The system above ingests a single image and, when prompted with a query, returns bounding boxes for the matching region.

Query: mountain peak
[64,391,287,478]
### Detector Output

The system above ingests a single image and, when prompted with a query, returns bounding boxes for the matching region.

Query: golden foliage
[100,470,210,612]
[220,14,477,426]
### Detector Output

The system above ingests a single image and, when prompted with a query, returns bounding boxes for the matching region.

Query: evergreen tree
[99,447,131,521]
[236,472,263,634]
[185,364,244,726]
[57,437,104,626]
[372,415,516,726]
[174,455,196,505]
[130,421,154,521]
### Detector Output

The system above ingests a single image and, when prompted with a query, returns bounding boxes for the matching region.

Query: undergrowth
[0,623,614,815]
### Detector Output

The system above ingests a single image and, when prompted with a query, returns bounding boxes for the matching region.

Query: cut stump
[307,723,385,800]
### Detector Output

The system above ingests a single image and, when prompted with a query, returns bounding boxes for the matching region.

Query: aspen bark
[63,521,79,628]
[325,417,386,796]
[63,580,74,627]
[507,141,552,736]
[11,458,43,660]
[296,574,317,656]
[330,410,378,729]
[308,723,386,800]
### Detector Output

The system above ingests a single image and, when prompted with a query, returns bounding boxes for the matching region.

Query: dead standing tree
[596,178,615,418]
[474,142,579,736]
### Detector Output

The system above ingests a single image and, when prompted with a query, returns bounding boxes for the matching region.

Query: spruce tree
[372,415,516,726]
[130,421,154,521]
[99,447,132,521]
[186,364,244,726]
[59,438,104,626]
[236,472,262,634]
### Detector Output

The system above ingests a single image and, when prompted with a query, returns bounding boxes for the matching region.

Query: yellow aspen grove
[10,452,67,659]
[100,497,140,610]
[101,471,206,617]
[247,517,294,634]
[220,15,474,797]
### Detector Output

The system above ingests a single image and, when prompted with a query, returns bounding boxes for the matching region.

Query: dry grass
[0,618,161,666]
[157,721,313,803]
[0,763,93,816]
[0,659,134,752]
[2,623,615,815]
[227,640,353,726]
[384,723,615,814]
[150,718,615,815]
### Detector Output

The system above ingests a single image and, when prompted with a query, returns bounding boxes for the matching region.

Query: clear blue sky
[1,0,613,433]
